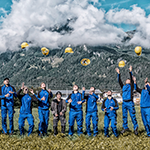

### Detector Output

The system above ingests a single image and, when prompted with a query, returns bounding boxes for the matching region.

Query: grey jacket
[51,99,67,116]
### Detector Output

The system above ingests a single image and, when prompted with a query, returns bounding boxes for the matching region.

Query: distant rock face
[0,43,150,90]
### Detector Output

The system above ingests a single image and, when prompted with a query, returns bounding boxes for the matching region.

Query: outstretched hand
[21,82,25,89]
[68,99,72,103]
[5,93,10,97]
[82,87,85,91]
[30,89,34,94]
[48,89,51,93]
[129,65,132,72]
[41,97,45,101]
[145,78,148,83]
[115,68,120,74]
[77,101,82,105]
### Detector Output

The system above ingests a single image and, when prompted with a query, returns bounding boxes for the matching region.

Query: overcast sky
[0,0,150,51]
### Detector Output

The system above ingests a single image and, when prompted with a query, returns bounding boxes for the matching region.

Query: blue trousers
[18,113,34,136]
[38,109,49,134]
[141,107,150,136]
[122,101,138,130]
[104,113,118,137]
[1,106,14,134]
[68,110,83,136]
[86,111,98,136]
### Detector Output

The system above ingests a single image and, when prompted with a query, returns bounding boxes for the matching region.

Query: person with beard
[14,83,44,136]
[133,77,150,137]
[101,90,119,137]
[31,82,53,137]
[0,78,16,135]
[83,87,99,137]
[115,66,138,135]
[66,85,85,136]
[51,91,67,135]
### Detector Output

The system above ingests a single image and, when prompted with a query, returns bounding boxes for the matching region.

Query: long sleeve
[146,84,150,92]
[11,86,17,98]
[113,99,119,110]
[5,93,13,100]
[118,74,123,88]
[51,101,57,115]
[0,95,5,99]
[129,71,134,87]
[81,91,86,103]
[134,83,142,94]
[92,93,99,101]
[101,99,107,111]
[34,94,42,101]
[49,92,53,98]
[66,94,72,103]
[16,89,24,100]
[61,100,67,114]
[31,95,39,101]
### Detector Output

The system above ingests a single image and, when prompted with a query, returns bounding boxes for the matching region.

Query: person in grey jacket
[51,91,67,135]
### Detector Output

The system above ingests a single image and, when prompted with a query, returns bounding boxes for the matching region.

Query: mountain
[0,43,150,91]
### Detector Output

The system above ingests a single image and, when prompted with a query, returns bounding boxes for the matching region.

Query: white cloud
[106,5,150,48]
[0,0,126,52]
[0,0,150,51]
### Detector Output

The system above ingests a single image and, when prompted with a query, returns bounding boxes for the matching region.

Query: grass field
[0,103,149,150]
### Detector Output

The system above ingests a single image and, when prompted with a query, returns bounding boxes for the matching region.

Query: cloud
[0,0,150,51]
[106,5,150,48]
[0,0,126,52]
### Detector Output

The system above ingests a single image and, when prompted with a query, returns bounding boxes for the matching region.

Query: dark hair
[56,91,62,96]
[4,78,9,81]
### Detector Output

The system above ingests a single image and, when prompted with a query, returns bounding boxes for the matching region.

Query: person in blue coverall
[0,78,17,135]
[14,82,44,136]
[133,77,150,137]
[66,85,85,136]
[83,87,99,136]
[101,90,119,137]
[31,82,53,137]
[115,66,138,135]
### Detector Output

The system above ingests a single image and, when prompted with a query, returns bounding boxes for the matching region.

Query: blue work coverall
[101,97,119,137]
[66,91,85,136]
[134,83,150,136]
[83,91,99,136]
[118,72,138,130]
[34,89,53,135]
[17,89,38,136]
[0,85,16,134]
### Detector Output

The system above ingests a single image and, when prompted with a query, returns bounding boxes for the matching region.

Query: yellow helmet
[118,60,125,68]
[81,58,90,66]
[21,42,29,49]
[65,47,74,53]
[41,47,49,55]
[135,46,142,56]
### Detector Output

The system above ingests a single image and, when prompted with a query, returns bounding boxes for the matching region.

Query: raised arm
[66,94,72,103]
[48,89,53,98]
[30,89,45,101]
[129,65,134,85]
[133,76,142,94]
[116,68,123,88]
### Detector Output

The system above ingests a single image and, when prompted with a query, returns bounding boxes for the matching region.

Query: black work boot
[61,126,65,134]
[121,128,129,134]
[53,126,58,136]
[134,127,138,135]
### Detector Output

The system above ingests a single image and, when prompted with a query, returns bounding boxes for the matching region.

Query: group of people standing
[0,65,150,138]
